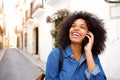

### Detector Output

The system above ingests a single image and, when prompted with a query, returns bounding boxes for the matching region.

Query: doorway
[33,27,39,55]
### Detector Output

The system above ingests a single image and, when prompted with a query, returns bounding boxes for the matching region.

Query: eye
[80,26,85,29]
[71,24,75,27]
[79,25,87,30]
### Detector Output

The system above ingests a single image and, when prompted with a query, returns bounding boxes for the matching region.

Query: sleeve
[84,56,107,80]
[45,48,60,80]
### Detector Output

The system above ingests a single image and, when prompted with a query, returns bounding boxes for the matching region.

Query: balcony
[32,0,43,15]
[25,0,44,21]
[31,0,44,19]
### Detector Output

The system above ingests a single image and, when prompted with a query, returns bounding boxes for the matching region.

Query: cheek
[69,30,72,38]
[69,29,73,40]
[69,27,73,32]
[81,31,88,39]
[69,28,72,35]
[81,29,88,35]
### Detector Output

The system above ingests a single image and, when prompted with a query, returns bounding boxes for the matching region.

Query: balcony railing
[25,0,44,21]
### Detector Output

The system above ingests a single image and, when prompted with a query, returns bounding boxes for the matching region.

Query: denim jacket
[45,46,107,80]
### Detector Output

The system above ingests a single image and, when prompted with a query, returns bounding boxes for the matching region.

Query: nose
[74,26,79,30]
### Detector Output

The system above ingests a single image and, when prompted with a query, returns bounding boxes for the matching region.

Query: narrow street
[0,48,44,80]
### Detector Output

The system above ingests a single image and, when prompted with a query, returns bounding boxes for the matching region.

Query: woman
[45,11,107,80]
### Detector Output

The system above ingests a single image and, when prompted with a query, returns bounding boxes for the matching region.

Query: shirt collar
[65,45,86,63]
[65,45,73,56]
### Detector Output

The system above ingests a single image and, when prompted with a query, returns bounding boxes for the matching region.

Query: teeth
[73,33,80,37]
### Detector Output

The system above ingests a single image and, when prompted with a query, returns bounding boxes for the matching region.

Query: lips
[72,32,80,37]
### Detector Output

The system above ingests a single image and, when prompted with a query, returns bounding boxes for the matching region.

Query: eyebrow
[72,23,87,27]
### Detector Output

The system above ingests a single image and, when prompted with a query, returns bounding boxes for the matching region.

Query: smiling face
[69,18,88,45]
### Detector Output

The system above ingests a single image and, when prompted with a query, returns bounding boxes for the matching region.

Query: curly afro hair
[56,11,107,55]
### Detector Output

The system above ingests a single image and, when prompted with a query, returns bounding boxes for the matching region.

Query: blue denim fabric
[45,46,107,80]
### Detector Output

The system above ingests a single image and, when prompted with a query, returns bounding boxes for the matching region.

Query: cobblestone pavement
[0,48,44,80]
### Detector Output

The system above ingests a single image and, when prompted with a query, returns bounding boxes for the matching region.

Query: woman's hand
[84,31,96,72]
[84,31,94,53]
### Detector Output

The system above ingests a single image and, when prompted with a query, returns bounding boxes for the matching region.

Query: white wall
[69,0,120,79]
[27,24,33,54]
[37,14,54,62]
[25,16,54,62]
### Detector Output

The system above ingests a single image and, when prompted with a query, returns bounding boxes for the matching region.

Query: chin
[71,40,81,44]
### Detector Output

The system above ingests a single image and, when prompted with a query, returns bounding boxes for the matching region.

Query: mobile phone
[82,36,89,47]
